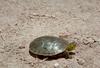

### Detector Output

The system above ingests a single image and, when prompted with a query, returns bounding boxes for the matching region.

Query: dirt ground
[0,0,100,68]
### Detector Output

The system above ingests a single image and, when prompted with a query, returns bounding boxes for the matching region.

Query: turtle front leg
[64,50,73,59]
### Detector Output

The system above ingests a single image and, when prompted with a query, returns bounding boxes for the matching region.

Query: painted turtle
[29,36,76,58]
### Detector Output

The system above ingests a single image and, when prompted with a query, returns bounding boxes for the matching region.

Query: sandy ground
[0,0,100,68]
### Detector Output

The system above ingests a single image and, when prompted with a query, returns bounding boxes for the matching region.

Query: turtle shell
[29,36,68,56]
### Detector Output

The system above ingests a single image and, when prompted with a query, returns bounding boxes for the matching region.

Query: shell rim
[29,48,66,56]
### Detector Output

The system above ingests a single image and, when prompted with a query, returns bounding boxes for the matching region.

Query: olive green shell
[29,36,68,56]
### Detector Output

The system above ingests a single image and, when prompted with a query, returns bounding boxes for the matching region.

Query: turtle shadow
[29,51,75,61]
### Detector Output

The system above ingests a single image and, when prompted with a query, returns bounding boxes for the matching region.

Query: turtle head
[66,42,76,51]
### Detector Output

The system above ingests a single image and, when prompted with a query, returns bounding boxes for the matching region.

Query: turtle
[29,36,76,59]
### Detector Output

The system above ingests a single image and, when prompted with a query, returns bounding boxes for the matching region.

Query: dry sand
[0,0,100,68]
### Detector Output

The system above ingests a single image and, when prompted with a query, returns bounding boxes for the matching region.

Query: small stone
[77,58,85,65]
[54,63,59,68]
[87,37,95,43]
[82,37,95,45]
[19,46,25,49]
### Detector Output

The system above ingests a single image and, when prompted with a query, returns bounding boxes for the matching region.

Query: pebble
[54,63,59,68]
[76,58,85,65]
[82,37,95,45]
[18,46,25,49]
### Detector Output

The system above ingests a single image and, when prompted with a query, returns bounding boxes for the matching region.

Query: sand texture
[0,0,100,68]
